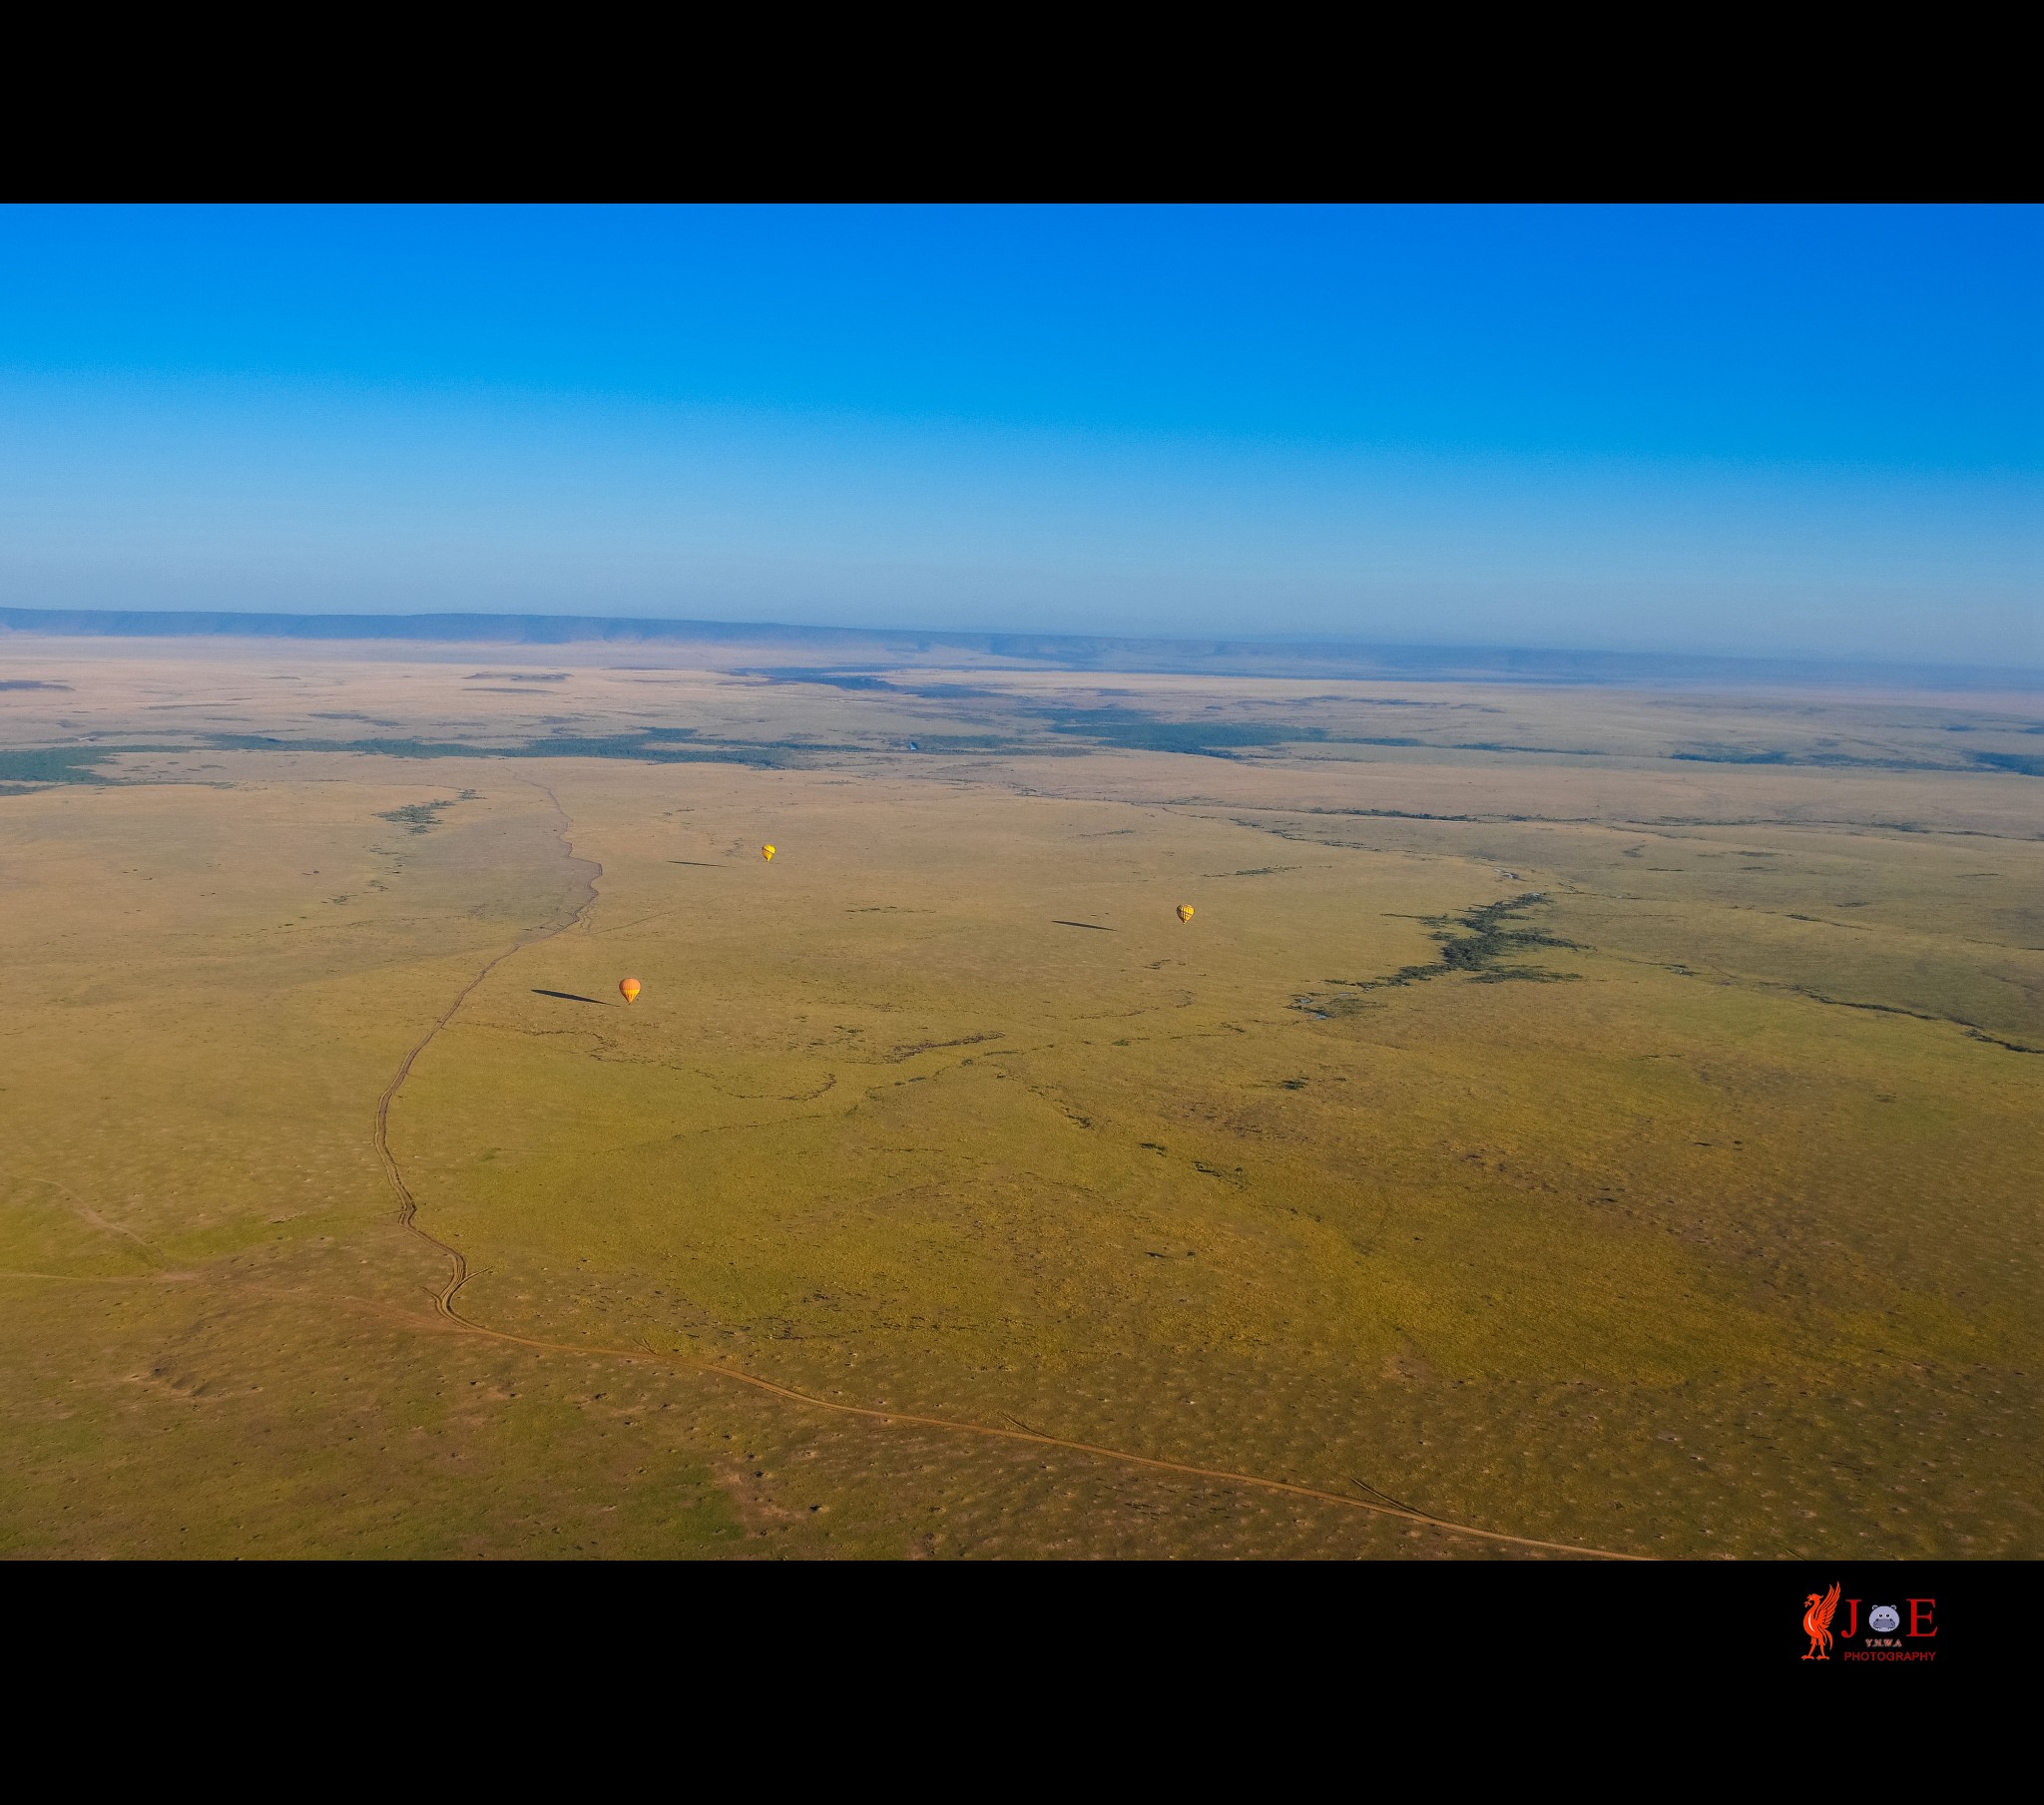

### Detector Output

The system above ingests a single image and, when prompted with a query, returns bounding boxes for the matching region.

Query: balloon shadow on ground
[533,989,610,1005]
[1051,920,1116,931]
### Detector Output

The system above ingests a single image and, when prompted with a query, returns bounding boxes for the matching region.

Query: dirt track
[370,781,1642,1562]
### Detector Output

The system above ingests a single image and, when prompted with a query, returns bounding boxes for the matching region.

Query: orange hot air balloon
[1176,904,1195,923]
[761,843,776,862]
[619,977,642,1003]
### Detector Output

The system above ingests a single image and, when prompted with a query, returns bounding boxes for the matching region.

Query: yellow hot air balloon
[761,843,776,862]
[619,977,642,1003]
[1176,904,1195,923]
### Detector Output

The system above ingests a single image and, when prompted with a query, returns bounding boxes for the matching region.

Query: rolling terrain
[2,637,2038,1558]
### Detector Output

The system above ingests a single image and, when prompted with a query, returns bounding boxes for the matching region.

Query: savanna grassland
[2,637,2039,1560]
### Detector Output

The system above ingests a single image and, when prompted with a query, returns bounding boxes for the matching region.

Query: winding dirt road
[374,781,1642,1562]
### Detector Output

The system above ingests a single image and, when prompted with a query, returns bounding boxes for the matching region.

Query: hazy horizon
[2,205,2037,667]
[7,601,2042,689]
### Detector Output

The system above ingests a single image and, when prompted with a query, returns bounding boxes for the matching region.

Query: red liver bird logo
[1801,1582,1841,1659]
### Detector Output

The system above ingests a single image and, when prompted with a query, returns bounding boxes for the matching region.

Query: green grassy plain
[2,640,2038,1558]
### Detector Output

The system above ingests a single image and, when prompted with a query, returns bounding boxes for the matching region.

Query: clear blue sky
[1,204,2036,664]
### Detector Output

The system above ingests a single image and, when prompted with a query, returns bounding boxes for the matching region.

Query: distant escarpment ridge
[2,607,2034,689]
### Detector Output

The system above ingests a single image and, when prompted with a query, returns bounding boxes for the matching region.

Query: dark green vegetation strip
[0,747,116,785]
[0,745,184,787]
[740,668,895,690]
[1781,986,2044,1055]
[2,734,821,786]
[1370,892,1585,987]
[1024,704,1453,757]
[1672,747,1968,771]
[899,734,1052,753]
[1294,893,1582,1016]
[376,796,474,833]
[1023,704,1594,758]
[202,732,811,765]
[1038,706,1329,756]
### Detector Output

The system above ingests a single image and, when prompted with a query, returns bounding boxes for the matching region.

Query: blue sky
[1,204,2036,664]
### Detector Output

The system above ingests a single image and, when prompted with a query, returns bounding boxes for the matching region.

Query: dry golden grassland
[2,639,2038,1558]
